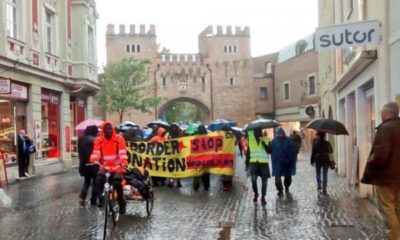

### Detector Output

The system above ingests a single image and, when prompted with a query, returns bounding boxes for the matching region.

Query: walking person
[91,121,129,214]
[246,128,271,205]
[78,125,99,206]
[361,102,400,240]
[17,129,31,178]
[193,125,211,191]
[310,131,333,194]
[167,123,182,188]
[269,127,297,196]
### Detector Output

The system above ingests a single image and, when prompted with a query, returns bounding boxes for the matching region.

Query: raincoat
[149,127,167,143]
[90,121,128,173]
[270,128,297,177]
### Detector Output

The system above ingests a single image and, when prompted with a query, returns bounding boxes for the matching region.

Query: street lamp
[154,63,160,120]
[206,63,214,120]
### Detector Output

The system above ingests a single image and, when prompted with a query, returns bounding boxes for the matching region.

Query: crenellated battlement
[106,24,156,36]
[198,25,250,38]
[158,53,202,64]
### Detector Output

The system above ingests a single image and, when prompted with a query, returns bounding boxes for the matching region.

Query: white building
[0,0,99,182]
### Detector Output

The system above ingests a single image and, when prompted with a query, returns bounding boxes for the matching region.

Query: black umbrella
[208,119,237,131]
[118,121,139,132]
[147,120,170,130]
[306,118,349,135]
[244,119,280,131]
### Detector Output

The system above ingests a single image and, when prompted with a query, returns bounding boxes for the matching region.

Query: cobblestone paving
[0,151,386,240]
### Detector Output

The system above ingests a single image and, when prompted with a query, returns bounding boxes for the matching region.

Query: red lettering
[190,136,224,153]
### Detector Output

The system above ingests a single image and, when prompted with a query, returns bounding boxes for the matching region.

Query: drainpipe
[271,65,276,119]
[154,63,160,120]
[206,63,214,120]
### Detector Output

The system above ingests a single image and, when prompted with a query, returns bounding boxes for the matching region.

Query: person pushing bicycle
[90,121,128,214]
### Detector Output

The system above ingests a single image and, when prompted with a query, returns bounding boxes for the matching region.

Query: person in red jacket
[149,127,167,186]
[90,121,128,214]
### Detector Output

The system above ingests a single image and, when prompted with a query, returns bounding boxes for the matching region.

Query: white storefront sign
[0,83,28,100]
[315,20,381,50]
[0,78,11,94]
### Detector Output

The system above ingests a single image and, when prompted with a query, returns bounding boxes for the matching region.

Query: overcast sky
[96,0,318,68]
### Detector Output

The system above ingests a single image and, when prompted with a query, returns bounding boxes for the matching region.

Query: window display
[41,90,60,159]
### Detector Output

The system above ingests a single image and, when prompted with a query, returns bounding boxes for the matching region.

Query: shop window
[0,99,26,167]
[41,90,60,160]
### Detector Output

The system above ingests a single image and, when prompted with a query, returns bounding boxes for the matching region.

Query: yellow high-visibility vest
[248,131,270,163]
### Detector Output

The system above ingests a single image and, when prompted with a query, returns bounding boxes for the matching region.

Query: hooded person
[78,125,99,206]
[90,121,128,214]
[269,127,297,196]
[149,127,167,186]
[166,123,183,188]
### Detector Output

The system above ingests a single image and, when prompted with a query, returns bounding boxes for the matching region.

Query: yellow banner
[127,131,236,178]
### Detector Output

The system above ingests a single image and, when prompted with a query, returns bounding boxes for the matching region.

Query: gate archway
[158,97,210,123]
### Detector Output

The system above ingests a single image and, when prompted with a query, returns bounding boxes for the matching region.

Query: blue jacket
[270,128,297,177]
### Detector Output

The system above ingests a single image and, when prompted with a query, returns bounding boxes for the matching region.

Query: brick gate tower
[104,24,255,126]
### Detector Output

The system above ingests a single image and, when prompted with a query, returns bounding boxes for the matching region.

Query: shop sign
[0,83,28,100]
[65,126,71,152]
[34,120,42,159]
[0,78,11,94]
[315,20,381,50]
[50,94,59,105]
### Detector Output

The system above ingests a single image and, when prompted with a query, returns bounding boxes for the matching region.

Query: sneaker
[79,198,86,206]
[253,193,259,202]
[119,202,126,214]
[261,197,267,205]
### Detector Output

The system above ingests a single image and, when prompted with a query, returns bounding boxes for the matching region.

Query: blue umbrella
[208,119,237,131]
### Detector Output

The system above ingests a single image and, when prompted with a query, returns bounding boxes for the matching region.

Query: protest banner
[127,131,236,178]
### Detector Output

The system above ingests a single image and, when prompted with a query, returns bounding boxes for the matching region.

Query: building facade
[0,0,99,181]
[273,35,319,148]
[318,0,400,198]
[105,24,255,127]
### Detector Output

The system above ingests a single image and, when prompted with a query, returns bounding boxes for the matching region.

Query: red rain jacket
[90,121,128,173]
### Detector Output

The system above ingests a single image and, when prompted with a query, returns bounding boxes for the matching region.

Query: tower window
[131,44,136,52]
[162,77,167,86]
[136,44,141,52]
[233,46,237,53]
[260,87,267,100]
[201,76,206,85]
[126,44,130,52]
[283,82,290,100]
[229,77,235,85]
[224,46,227,53]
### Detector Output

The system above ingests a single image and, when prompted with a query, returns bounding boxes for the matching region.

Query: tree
[95,57,163,122]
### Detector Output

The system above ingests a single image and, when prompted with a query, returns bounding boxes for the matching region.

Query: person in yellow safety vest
[246,128,271,205]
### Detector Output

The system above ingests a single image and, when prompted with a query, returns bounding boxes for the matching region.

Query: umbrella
[244,119,280,131]
[208,119,237,131]
[147,120,170,130]
[118,121,139,131]
[74,119,103,130]
[306,118,349,135]
[179,123,189,130]
[184,123,199,135]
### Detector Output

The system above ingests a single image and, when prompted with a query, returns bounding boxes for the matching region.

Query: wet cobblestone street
[0,152,387,240]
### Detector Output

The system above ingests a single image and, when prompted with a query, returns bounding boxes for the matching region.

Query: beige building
[104,25,255,127]
[0,0,99,182]
[273,35,319,147]
[318,0,400,198]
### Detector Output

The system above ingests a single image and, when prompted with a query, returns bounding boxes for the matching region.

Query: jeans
[79,173,98,203]
[96,171,125,205]
[316,161,329,190]
[250,163,270,197]
[18,154,29,177]
[376,185,400,240]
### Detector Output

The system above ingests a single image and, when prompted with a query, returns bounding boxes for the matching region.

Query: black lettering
[353,31,367,43]
[320,34,331,47]
[138,143,146,153]
[171,140,179,154]
[332,33,344,46]
[153,157,161,171]
[344,29,353,44]
[156,143,164,155]
[167,159,175,172]
[131,142,138,152]
[175,158,186,172]
[132,154,142,167]
[147,142,156,155]
[162,158,167,171]
[368,29,375,41]
[164,142,171,155]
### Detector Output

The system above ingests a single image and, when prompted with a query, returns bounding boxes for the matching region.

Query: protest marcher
[246,128,271,205]
[78,125,99,206]
[167,123,183,188]
[310,131,333,194]
[149,127,167,186]
[193,125,211,191]
[361,102,400,240]
[221,125,234,191]
[269,127,297,196]
[290,130,302,154]
[91,121,128,214]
